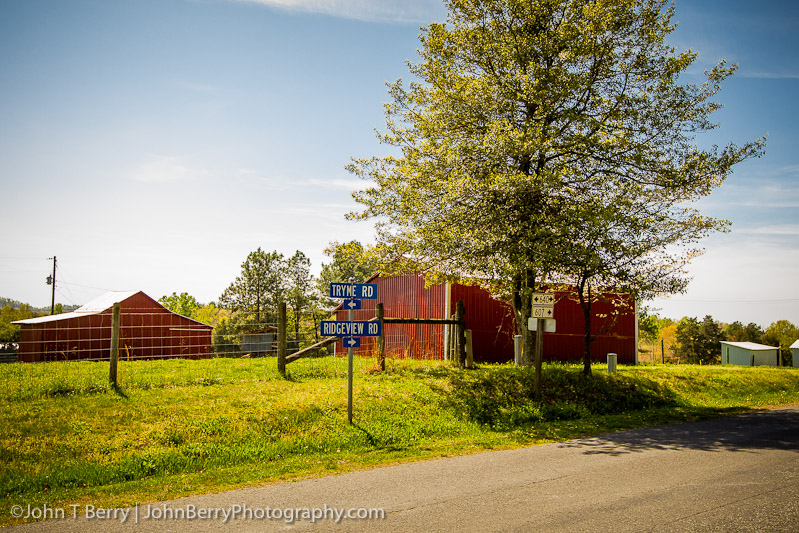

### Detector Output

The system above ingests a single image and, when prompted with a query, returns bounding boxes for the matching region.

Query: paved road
[9,406,799,532]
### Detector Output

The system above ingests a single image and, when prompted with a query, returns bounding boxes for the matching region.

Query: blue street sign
[343,337,361,348]
[342,298,361,310]
[329,283,378,299]
[320,320,382,337]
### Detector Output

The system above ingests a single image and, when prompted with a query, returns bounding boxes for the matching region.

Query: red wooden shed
[332,274,637,364]
[13,291,213,362]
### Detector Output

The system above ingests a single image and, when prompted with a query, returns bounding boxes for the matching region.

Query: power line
[656,298,798,304]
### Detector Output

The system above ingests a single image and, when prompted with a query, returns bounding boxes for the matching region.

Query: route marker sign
[532,307,554,318]
[532,292,555,307]
[329,283,377,299]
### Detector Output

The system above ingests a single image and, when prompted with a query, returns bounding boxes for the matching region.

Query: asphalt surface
[8,406,799,532]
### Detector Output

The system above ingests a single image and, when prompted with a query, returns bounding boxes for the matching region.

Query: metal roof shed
[720,341,780,367]
[790,340,799,368]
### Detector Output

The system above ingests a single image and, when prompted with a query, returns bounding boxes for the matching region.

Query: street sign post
[531,292,555,378]
[326,280,379,425]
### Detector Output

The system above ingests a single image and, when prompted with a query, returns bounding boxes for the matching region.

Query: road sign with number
[532,292,555,307]
[532,307,554,318]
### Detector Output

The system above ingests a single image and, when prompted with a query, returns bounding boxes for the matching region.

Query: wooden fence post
[456,300,466,368]
[376,302,385,371]
[109,302,120,386]
[278,301,287,376]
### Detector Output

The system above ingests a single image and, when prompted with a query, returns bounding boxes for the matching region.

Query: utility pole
[46,256,57,315]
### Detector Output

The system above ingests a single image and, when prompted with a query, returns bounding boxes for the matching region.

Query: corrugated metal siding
[451,284,516,363]
[17,291,213,362]
[544,291,636,364]
[334,275,447,360]
[330,276,636,365]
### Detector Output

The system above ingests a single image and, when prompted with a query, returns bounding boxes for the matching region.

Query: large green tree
[675,315,722,364]
[219,248,286,327]
[764,320,798,365]
[158,292,201,319]
[285,250,316,350]
[349,0,763,386]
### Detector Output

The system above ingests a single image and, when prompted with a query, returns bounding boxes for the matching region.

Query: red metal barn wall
[544,291,636,364]
[17,292,212,362]
[450,283,516,363]
[333,275,447,359]
[332,275,636,364]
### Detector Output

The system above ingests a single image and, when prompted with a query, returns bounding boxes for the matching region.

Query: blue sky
[1,0,797,328]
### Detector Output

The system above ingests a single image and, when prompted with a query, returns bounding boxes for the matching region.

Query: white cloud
[736,224,799,236]
[308,177,367,190]
[130,155,206,183]
[233,0,445,23]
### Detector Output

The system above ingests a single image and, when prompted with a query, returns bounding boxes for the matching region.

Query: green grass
[1,357,798,526]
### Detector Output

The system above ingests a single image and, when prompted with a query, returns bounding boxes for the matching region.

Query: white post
[607,353,617,374]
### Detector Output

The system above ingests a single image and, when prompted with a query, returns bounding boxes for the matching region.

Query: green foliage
[347,0,765,381]
[158,292,201,319]
[764,320,798,366]
[219,248,286,326]
[675,316,723,364]
[723,321,765,344]
[1,358,797,525]
[445,366,677,428]
[0,304,38,348]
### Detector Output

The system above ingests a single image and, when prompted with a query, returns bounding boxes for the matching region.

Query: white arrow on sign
[532,292,555,306]
[344,298,361,310]
[345,337,361,348]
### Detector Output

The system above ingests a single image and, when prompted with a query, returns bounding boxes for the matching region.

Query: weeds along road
[9,405,799,532]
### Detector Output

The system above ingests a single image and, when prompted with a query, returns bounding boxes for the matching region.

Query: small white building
[720,341,780,367]
[790,340,799,368]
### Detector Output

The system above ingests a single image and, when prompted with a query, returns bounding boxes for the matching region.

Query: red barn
[332,274,637,364]
[13,291,213,362]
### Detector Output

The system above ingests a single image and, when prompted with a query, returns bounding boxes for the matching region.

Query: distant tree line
[639,310,797,366]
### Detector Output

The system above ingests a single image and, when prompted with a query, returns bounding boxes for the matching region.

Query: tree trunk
[511,269,541,398]
[578,280,593,375]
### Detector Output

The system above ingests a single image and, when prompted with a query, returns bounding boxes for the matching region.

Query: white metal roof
[74,291,139,313]
[790,340,799,350]
[720,341,779,351]
[12,291,139,325]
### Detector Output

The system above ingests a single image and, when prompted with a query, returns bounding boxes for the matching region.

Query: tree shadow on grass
[557,406,799,456]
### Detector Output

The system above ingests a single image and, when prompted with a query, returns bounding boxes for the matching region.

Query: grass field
[1,356,798,526]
